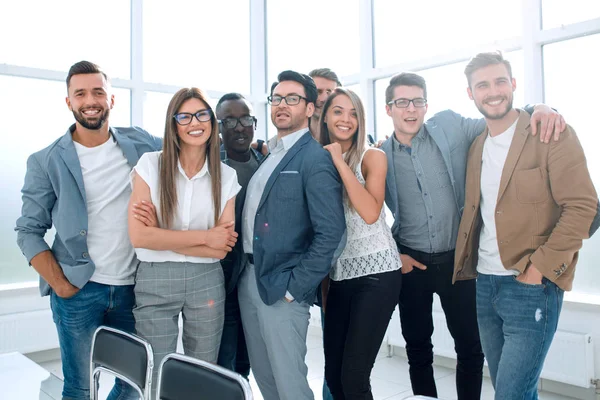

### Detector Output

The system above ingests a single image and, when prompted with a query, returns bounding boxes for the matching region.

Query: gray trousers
[238,263,313,400]
[134,261,225,398]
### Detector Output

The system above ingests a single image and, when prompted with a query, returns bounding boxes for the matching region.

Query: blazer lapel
[257,132,310,210]
[57,129,86,201]
[497,112,530,201]
[112,127,140,167]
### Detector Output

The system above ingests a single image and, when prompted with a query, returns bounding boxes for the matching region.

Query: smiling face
[175,98,212,150]
[324,94,358,146]
[386,85,428,139]
[66,73,114,130]
[217,99,255,155]
[467,63,516,120]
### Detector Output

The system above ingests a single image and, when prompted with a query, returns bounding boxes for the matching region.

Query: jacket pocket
[276,172,303,201]
[515,167,550,204]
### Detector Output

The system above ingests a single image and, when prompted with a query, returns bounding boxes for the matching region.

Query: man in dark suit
[216,92,264,379]
[238,70,345,400]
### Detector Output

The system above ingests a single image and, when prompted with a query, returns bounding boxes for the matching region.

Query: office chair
[156,353,252,400]
[90,325,154,400]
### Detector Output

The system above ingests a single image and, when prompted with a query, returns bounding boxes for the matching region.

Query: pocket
[276,172,303,200]
[515,167,550,204]
[512,275,546,289]
[435,167,452,189]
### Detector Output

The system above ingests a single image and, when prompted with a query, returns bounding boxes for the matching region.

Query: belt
[399,245,455,265]
[246,253,254,265]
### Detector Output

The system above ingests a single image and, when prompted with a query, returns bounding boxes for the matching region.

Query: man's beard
[476,96,513,120]
[72,108,110,130]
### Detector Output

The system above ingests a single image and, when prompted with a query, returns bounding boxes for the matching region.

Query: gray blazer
[381,110,485,248]
[15,125,162,296]
[251,132,345,305]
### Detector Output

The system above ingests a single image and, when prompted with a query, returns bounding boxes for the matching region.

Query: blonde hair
[160,88,222,228]
[318,88,367,207]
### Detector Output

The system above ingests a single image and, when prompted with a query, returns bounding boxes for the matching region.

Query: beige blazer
[453,110,598,291]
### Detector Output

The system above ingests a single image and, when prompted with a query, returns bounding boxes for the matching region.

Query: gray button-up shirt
[242,128,308,255]
[392,126,460,253]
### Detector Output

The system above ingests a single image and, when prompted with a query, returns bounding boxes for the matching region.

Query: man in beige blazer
[453,51,599,399]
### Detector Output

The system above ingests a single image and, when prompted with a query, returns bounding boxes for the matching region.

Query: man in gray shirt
[381,72,564,399]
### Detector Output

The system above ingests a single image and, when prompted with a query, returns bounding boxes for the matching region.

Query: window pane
[144,0,250,93]
[544,34,600,294]
[374,52,524,140]
[0,77,131,285]
[0,77,72,285]
[0,1,130,78]
[373,0,522,68]
[345,84,362,99]
[542,0,600,29]
[267,0,360,84]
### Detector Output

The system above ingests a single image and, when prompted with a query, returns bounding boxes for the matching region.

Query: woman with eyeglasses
[319,88,402,400]
[128,87,240,393]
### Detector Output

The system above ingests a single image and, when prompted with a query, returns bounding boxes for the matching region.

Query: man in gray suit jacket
[15,61,161,400]
[238,70,345,400]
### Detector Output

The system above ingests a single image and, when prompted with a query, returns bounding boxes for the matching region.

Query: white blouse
[132,151,241,263]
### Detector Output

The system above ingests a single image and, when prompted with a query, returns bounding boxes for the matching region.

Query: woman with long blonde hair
[128,87,240,394]
[320,88,402,400]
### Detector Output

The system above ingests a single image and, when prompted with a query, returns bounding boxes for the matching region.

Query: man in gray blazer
[15,61,161,400]
[238,70,345,400]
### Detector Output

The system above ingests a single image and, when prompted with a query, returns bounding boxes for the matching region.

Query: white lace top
[331,149,401,281]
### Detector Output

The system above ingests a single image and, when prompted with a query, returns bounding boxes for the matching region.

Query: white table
[0,352,62,399]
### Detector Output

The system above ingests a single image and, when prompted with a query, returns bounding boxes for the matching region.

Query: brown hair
[464,51,513,87]
[66,61,109,89]
[319,88,367,207]
[385,72,427,105]
[160,88,222,228]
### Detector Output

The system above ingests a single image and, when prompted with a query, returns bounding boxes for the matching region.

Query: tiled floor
[39,330,579,400]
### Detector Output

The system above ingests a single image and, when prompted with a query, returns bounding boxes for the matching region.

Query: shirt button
[80,230,87,236]
[496,210,502,214]
[82,252,89,258]
[464,232,468,238]
[424,193,428,196]
[472,206,475,211]
[429,215,433,219]
[432,234,436,238]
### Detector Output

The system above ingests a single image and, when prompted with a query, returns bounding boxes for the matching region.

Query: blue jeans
[477,274,564,400]
[50,281,139,400]
[217,288,251,379]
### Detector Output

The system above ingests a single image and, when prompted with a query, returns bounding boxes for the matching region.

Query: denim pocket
[512,275,546,289]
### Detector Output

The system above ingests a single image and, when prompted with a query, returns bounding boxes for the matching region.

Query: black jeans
[324,269,402,400]
[398,246,483,400]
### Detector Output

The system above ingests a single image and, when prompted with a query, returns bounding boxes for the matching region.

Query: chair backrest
[156,353,253,400]
[90,326,154,400]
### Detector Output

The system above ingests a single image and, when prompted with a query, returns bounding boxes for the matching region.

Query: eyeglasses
[388,98,428,108]
[219,115,257,129]
[267,94,308,106]
[173,109,213,125]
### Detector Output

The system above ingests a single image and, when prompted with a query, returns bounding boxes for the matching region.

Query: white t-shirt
[74,136,137,285]
[132,151,241,263]
[477,119,519,276]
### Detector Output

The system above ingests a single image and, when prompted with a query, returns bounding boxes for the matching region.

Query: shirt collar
[268,128,309,153]
[177,156,209,180]
[392,125,426,150]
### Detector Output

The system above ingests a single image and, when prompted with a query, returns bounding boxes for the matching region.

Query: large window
[542,0,600,29]
[373,0,522,68]
[266,0,361,85]
[0,1,131,79]
[143,0,251,93]
[544,34,600,295]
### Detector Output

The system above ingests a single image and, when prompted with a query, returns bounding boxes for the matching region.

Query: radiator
[0,309,58,354]
[386,306,595,388]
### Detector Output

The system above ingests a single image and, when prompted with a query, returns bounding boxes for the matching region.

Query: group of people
[15,51,599,400]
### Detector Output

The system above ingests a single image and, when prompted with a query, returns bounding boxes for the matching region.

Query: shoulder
[362,148,387,171]
[113,126,162,150]
[136,150,162,168]
[220,161,238,180]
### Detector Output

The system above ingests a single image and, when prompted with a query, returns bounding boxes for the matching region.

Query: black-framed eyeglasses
[388,98,428,108]
[173,109,213,125]
[219,115,257,129]
[267,94,308,106]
